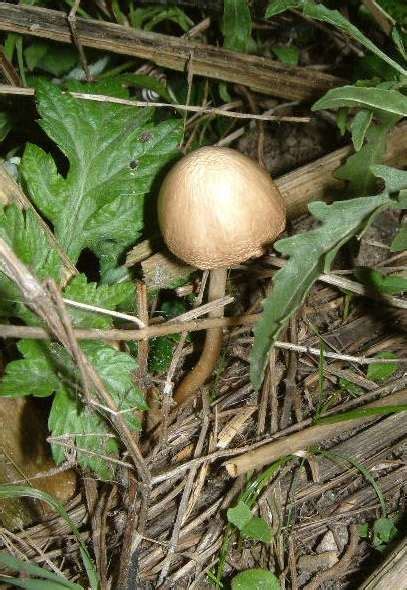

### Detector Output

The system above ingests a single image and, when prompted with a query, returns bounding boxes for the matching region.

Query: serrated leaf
[0,205,62,320]
[232,568,280,590]
[367,352,398,382]
[223,0,253,53]
[250,193,391,389]
[21,80,182,271]
[0,340,60,397]
[312,86,407,116]
[227,501,253,529]
[265,0,301,18]
[391,222,407,251]
[351,110,373,151]
[63,274,134,328]
[48,341,146,478]
[241,517,273,543]
[49,386,120,480]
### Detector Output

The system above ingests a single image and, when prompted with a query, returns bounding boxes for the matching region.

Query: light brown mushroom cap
[158,146,286,269]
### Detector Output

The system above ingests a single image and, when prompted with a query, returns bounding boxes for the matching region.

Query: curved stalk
[174,268,227,406]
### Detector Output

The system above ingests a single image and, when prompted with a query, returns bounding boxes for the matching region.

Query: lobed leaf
[250,193,392,389]
[63,274,134,328]
[48,340,147,478]
[21,80,182,271]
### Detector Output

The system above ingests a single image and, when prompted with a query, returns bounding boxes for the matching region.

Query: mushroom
[158,146,286,405]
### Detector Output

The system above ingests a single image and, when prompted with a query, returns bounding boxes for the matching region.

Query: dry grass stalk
[224,388,407,476]
[0,3,343,101]
[217,405,257,449]
[360,537,407,589]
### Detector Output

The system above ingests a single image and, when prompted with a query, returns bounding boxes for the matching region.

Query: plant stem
[174,268,227,405]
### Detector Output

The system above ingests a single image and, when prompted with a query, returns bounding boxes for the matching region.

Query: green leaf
[0,340,60,398]
[48,386,120,480]
[63,274,135,328]
[48,341,146,479]
[359,523,369,538]
[315,404,407,425]
[303,1,407,76]
[0,484,98,590]
[149,335,179,374]
[227,501,253,529]
[0,205,62,320]
[351,110,373,151]
[312,86,407,117]
[321,450,387,516]
[223,0,253,53]
[371,164,407,193]
[272,46,300,66]
[367,352,398,382]
[0,112,12,142]
[0,553,82,590]
[265,0,301,18]
[355,267,407,295]
[0,204,62,281]
[373,517,398,546]
[21,80,182,270]
[241,517,273,543]
[0,579,79,590]
[392,27,407,61]
[250,193,391,389]
[335,115,398,195]
[25,40,78,76]
[391,222,407,251]
[231,568,280,590]
[339,377,363,397]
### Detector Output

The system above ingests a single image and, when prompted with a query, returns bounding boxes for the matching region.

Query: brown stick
[224,388,407,476]
[0,3,343,101]
[174,268,227,405]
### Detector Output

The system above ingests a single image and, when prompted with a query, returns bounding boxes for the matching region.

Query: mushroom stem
[174,268,227,406]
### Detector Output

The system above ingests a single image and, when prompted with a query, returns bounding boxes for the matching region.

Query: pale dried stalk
[224,388,407,477]
[359,537,407,590]
[0,85,310,122]
[217,406,257,449]
[1,322,406,367]
[0,3,342,101]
